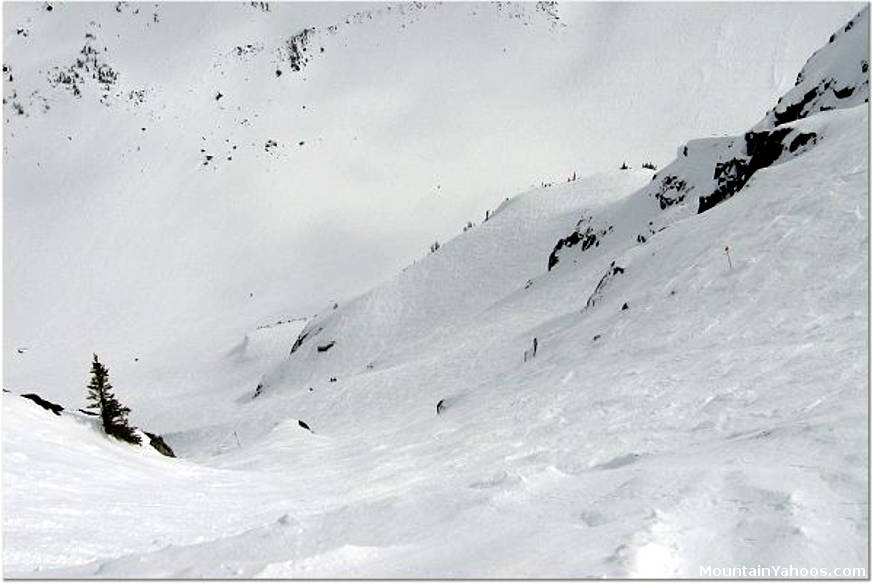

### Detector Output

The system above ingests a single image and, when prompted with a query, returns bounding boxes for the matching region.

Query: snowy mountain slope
[8,98,866,577]
[255,8,869,441]
[105,169,657,457]
[754,6,869,131]
[257,170,654,393]
[3,5,869,579]
[550,6,869,268]
[2,394,309,576]
[3,2,864,412]
[120,315,309,448]
[209,9,868,574]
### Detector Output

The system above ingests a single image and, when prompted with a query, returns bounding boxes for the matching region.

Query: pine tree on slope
[86,354,141,445]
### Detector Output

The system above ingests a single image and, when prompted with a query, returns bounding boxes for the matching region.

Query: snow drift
[3,5,868,579]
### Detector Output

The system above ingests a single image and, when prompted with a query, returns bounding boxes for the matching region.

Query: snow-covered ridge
[549,6,868,269]
[754,6,869,130]
[3,6,868,578]
[256,5,869,429]
[2,1,558,129]
[5,2,862,404]
[256,169,653,398]
[270,8,869,374]
[2,389,177,457]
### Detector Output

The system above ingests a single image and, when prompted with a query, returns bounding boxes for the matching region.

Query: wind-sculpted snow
[4,1,861,403]
[6,100,867,574]
[255,170,651,398]
[3,6,869,579]
[229,111,866,577]
[239,16,866,575]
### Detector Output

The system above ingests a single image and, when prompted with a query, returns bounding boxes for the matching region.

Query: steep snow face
[547,6,869,266]
[546,123,817,268]
[259,170,654,395]
[3,6,868,579]
[2,2,864,410]
[5,102,866,578]
[754,6,870,130]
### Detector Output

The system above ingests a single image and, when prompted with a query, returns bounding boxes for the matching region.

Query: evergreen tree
[86,354,141,445]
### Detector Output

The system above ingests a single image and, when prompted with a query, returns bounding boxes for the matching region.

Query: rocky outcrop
[698,127,795,214]
[11,391,179,457]
[290,326,320,355]
[21,393,64,416]
[788,132,817,153]
[585,262,625,309]
[546,9,867,276]
[548,214,612,271]
[653,175,689,210]
[143,431,176,458]
[755,7,869,130]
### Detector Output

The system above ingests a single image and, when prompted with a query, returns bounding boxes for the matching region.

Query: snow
[754,7,870,131]
[2,397,276,575]
[2,4,869,579]
[3,1,863,404]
